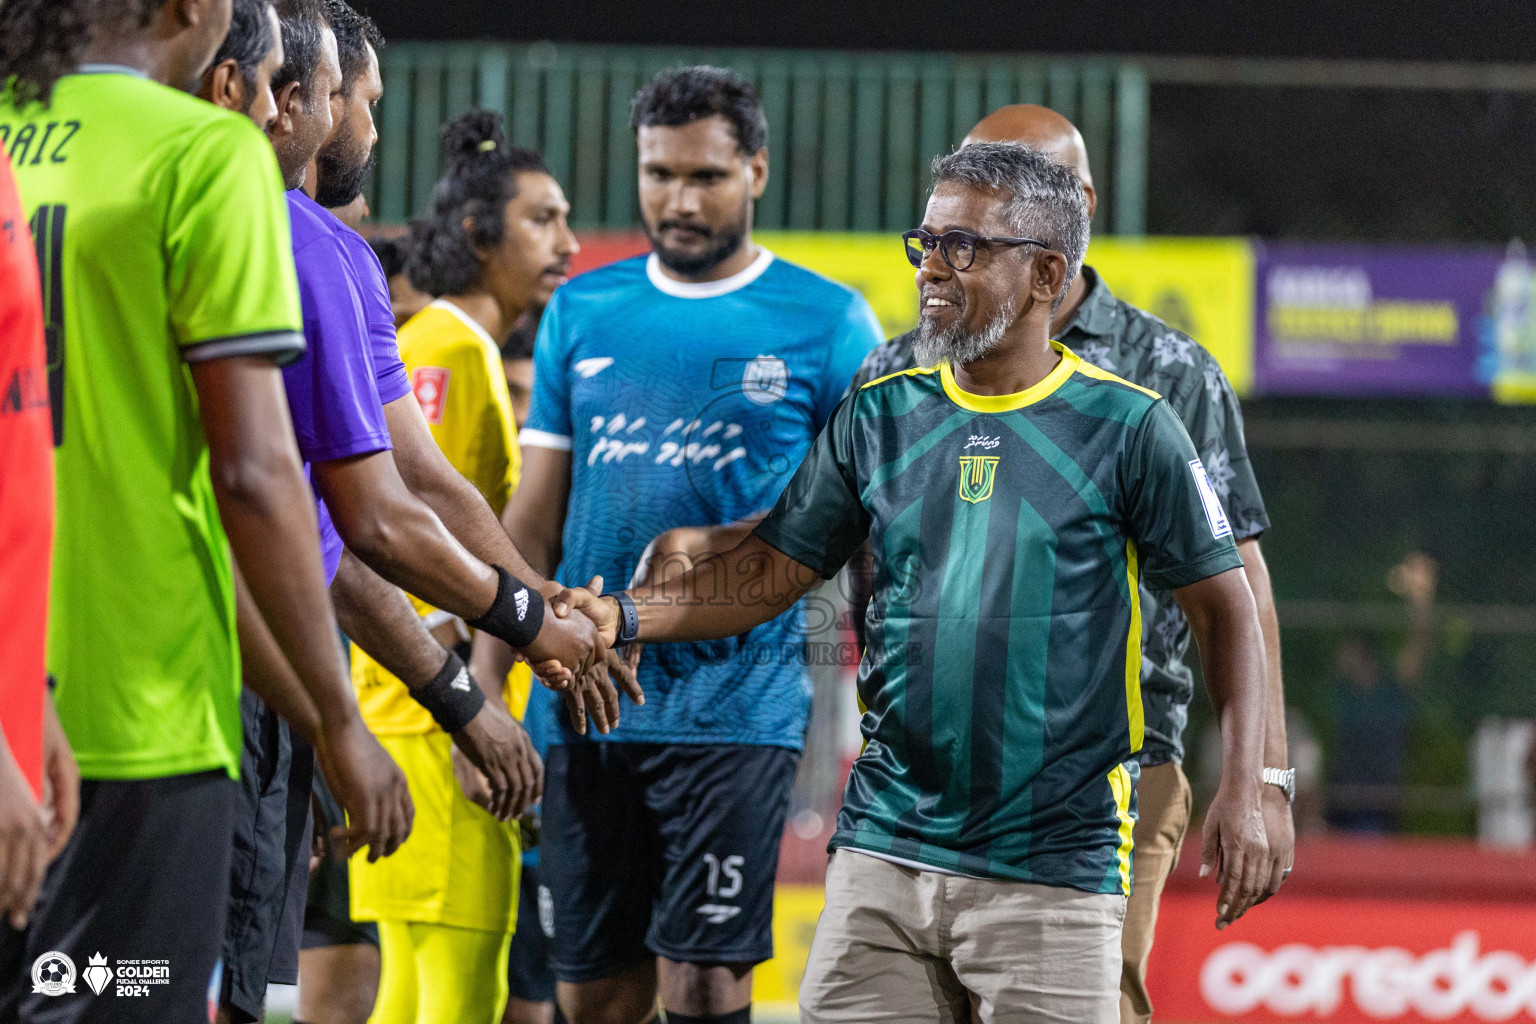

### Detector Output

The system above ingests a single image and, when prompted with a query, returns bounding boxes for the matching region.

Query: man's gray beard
[913,299,1017,367]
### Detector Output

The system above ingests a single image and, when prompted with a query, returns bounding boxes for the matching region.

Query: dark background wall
[358,2,1536,244]
[359,1,1534,63]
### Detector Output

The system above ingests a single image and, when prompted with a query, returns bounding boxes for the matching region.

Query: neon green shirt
[0,69,304,780]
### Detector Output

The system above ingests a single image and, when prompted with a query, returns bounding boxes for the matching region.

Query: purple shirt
[335,228,411,406]
[282,190,392,584]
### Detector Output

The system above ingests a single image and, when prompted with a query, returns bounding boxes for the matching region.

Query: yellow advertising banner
[750,883,825,1015]
[757,233,1257,394]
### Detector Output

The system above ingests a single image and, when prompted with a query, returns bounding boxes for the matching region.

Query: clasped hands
[522,575,642,736]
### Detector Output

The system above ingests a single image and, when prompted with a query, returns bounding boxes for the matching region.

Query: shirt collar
[428,299,498,350]
[1057,264,1119,341]
[645,248,775,299]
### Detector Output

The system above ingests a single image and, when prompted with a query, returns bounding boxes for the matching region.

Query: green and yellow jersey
[0,68,303,781]
[753,343,1243,894]
[352,299,531,734]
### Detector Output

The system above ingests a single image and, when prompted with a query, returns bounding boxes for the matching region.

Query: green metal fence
[371,43,1149,235]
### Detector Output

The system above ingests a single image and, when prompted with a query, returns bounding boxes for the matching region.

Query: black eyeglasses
[903,228,1050,272]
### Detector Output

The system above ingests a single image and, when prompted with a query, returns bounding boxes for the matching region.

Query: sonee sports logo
[32,951,75,996]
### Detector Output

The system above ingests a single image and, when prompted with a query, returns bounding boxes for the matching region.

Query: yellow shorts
[350,731,521,933]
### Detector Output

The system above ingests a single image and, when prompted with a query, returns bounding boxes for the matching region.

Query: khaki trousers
[1119,761,1193,1024]
[800,850,1126,1024]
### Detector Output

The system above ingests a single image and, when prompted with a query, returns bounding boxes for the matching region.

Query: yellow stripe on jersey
[1073,354,1164,400]
[1108,763,1136,897]
[1124,539,1145,754]
[860,364,940,391]
[353,300,528,734]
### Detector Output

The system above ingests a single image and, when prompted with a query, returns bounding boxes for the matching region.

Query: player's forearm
[1178,568,1267,784]
[331,487,504,620]
[233,564,322,744]
[630,535,820,643]
[331,550,453,691]
[1239,540,1287,769]
[386,396,556,590]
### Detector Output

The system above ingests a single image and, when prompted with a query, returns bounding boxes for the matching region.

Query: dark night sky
[356,1,1536,242]
[359,1,1536,63]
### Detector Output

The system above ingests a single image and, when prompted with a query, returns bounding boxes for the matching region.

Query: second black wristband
[466,564,546,650]
[409,650,485,734]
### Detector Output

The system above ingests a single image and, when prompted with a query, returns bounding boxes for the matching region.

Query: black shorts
[505,860,555,1003]
[0,771,236,1023]
[220,691,315,1022]
[541,743,798,983]
[300,769,378,951]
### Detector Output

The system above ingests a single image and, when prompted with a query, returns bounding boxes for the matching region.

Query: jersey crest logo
[411,367,450,425]
[741,356,789,406]
[958,456,1000,504]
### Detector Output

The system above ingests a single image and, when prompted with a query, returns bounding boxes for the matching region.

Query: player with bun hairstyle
[351,109,581,1024]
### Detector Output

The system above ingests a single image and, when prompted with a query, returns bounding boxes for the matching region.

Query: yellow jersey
[353,299,533,732]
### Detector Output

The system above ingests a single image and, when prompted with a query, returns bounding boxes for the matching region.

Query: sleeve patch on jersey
[411,366,450,425]
[1189,458,1233,540]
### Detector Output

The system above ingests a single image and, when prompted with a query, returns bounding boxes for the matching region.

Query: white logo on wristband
[514,588,529,621]
[451,668,472,692]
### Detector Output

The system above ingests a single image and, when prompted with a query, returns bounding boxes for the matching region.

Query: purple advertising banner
[1252,242,1534,398]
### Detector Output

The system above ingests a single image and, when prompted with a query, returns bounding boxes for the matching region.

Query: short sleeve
[815,292,883,425]
[1121,400,1245,591]
[346,233,411,405]
[1163,357,1270,543]
[167,116,303,364]
[752,395,869,578]
[281,235,392,465]
[521,291,573,450]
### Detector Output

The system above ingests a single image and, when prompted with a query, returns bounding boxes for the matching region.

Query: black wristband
[612,592,639,647]
[409,650,486,734]
[466,565,545,650]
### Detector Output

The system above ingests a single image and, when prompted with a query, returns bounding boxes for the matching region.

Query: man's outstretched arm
[571,535,825,648]
[1175,566,1269,932]
[313,448,604,681]
[386,395,563,594]
[194,356,413,861]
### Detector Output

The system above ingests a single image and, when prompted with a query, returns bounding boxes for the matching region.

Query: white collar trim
[645,248,774,299]
[429,299,498,350]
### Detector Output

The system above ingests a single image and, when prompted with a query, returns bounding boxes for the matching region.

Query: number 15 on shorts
[698,853,745,924]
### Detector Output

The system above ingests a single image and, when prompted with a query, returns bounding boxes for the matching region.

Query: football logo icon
[32,951,76,996]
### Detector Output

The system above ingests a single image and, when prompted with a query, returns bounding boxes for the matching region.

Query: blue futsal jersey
[523,250,881,748]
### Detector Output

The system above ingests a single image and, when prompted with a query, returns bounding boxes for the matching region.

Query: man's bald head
[964,104,1096,219]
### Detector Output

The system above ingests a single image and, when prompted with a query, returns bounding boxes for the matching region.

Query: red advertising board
[1148,892,1536,1023]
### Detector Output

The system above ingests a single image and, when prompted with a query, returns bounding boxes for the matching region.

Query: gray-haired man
[564,143,1272,1024]
[850,105,1293,1024]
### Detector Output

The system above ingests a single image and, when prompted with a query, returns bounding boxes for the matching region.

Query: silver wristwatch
[1262,766,1296,804]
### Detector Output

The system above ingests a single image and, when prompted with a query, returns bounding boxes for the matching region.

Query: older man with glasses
[852,105,1293,1024]
[559,141,1273,1024]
